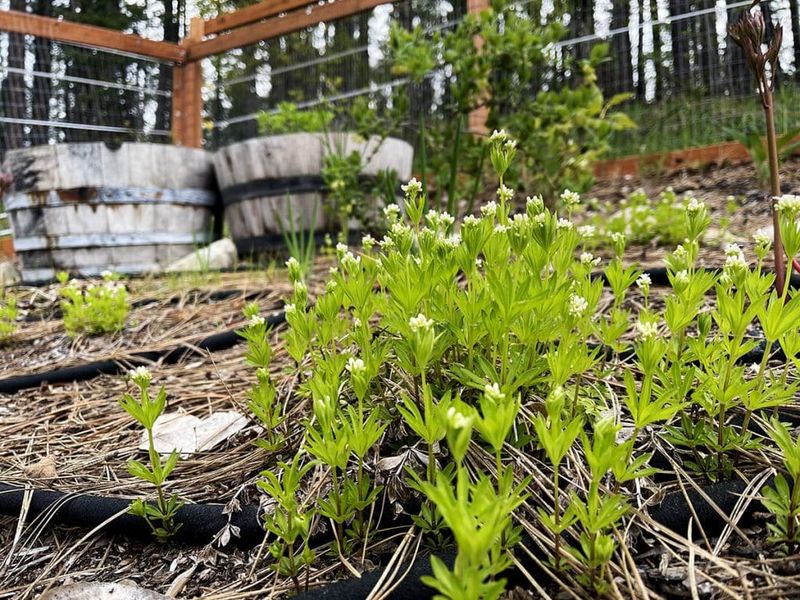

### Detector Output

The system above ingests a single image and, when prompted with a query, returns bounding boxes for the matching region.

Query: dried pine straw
[0,264,797,598]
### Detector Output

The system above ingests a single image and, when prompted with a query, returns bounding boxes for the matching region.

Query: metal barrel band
[4,186,218,211]
[13,232,213,252]
[220,173,384,207]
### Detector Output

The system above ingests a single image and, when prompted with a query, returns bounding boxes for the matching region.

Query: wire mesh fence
[202,0,800,158]
[0,35,173,162]
[1,1,799,161]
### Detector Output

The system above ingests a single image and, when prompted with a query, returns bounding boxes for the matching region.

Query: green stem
[466,142,488,216]
[419,108,428,207]
[446,115,463,217]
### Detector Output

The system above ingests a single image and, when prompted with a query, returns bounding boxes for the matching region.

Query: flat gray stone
[39,582,167,600]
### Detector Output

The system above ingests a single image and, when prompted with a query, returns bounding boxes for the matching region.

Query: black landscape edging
[0,311,286,395]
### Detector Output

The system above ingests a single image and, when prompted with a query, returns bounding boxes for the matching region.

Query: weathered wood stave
[2,143,218,283]
[213,132,413,252]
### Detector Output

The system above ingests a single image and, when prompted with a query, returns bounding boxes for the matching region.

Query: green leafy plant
[257,102,334,135]
[119,367,183,542]
[0,294,17,342]
[387,0,634,208]
[57,271,129,337]
[763,418,800,545]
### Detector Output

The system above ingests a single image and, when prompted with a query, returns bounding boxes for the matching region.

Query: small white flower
[463,214,480,226]
[556,218,574,230]
[346,356,366,374]
[674,270,689,285]
[635,319,659,340]
[341,251,361,270]
[580,252,597,266]
[481,201,498,218]
[383,203,401,220]
[484,382,506,402]
[129,366,151,386]
[475,257,484,268]
[353,317,362,328]
[361,234,376,249]
[379,235,395,250]
[673,244,688,259]
[776,194,800,214]
[526,195,545,213]
[446,406,473,430]
[494,224,509,234]
[335,242,349,256]
[534,213,546,227]
[560,189,581,207]
[284,303,297,315]
[685,198,705,214]
[753,231,772,247]
[409,313,434,333]
[577,225,596,238]
[724,243,747,270]
[401,178,423,197]
[636,274,652,289]
[568,293,589,317]
[249,314,266,328]
[748,362,762,376]
[497,184,514,203]
[489,129,508,143]
[610,232,626,245]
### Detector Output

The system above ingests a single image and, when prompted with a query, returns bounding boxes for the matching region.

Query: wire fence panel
[0,36,173,163]
[203,0,468,149]
[203,0,800,158]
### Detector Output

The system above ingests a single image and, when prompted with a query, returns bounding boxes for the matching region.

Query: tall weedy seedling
[57,270,129,337]
[119,367,184,541]
[730,0,788,293]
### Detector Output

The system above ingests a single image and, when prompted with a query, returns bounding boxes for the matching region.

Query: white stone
[163,238,237,273]
[39,582,167,600]
[0,261,20,287]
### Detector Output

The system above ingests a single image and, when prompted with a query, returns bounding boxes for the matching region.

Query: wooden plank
[187,0,401,60]
[204,0,320,35]
[0,9,184,62]
[172,18,205,147]
[593,141,751,180]
[466,0,488,134]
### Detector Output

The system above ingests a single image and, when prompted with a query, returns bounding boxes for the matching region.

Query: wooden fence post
[172,18,204,148]
[467,0,489,134]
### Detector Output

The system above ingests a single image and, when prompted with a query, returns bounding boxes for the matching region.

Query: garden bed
[5,153,800,599]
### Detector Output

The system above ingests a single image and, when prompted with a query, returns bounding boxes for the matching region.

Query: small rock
[163,238,237,273]
[24,455,58,479]
[39,582,167,600]
[0,261,20,287]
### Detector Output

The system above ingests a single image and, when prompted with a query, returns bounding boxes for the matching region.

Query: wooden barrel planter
[2,143,218,283]
[213,133,413,253]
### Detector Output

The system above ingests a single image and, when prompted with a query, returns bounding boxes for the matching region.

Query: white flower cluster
[580,252,600,267]
[249,314,266,328]
[753,231,772,247]
[568,293,588,317]
[481,201,498,218]
[346,356,366,374]
[673,270,689,286]
[724,243,747,270]
[129,366,151,386]
[526,195,544,214]
[685,197,705,214]
[361,234,376,250]
[556,218,573,230]
[577,225,596,238]
[776,194,800,214]
[635,319,659,341]
[383,203,401,221]
[636,273,651,289]
[446,406,472,429]
[401,177,423,198]
[409,313,434,333]
[497,184,515,204]
[426,209,455,229]
[560,189,581,207]
[484,382,506,402]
